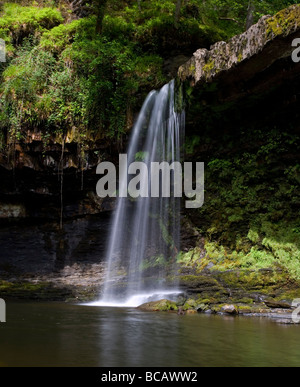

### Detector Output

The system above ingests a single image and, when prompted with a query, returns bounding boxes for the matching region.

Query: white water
[87,290,183,308]
[95,80,185,307]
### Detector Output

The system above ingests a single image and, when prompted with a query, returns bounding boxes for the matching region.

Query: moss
[182,298,197,311]
[237,52,243,63]
[202,59,215,78]
[274,289,300,302]
[213,269,291,294]
[0,3,63,49]
[39,19,82,53]
[237,305,253,314]
[195,215,300,280]
[138,299,178,312]
[0,280,73,300]
[234,297,254,304]
[177,247,202,266]
[195,298,212,305]
[210,304,224,314]
[180,275,222,289]
[189,64,196,75]
[266,5,300,39]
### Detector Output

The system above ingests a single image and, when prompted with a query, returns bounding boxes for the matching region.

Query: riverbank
[1,263,299,324]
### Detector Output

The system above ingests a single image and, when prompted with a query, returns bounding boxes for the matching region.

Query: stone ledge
[178,5,300,88]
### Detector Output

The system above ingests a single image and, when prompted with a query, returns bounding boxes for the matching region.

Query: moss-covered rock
[0,280,73,301]
[266,5,300,39]
[137,299,178,312]
[178,5,300,86]
[182,298,198,311]
[170,267,300,317]
[179,275,225,292]
[214,269,290,292]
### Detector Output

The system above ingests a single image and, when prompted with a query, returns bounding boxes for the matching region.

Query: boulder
[221,304,239,315]
[137,299,178,312]
[264,300,292,309]
[196,303,210,313]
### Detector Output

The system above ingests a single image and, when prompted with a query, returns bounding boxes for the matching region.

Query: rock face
[0,214,111,301]
[1,5,300,309]
[176,4,300,311]
[178,5,300,92]
[0,139,116,220]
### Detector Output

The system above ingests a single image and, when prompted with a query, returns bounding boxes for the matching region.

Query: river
[0,302,299,367]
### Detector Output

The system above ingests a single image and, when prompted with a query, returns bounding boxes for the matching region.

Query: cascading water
[94,80,185,307]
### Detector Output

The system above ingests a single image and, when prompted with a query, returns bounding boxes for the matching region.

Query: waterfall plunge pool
[84,290,183,308]
[1,301,300,367]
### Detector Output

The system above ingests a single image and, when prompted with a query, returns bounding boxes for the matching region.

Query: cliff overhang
[178,5,300,103]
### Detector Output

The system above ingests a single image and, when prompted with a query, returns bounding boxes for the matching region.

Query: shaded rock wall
[1,5,300,304]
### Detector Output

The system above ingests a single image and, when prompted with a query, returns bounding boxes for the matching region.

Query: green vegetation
[137,298,178,311]
[0,6,166,143]
[182,122,300,279]
[0,3,63,55]
[0,0,299,284]
[0,0,297,147]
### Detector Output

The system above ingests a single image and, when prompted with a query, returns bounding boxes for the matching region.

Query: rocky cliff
[178,5,300,98]
[0,5,300,316]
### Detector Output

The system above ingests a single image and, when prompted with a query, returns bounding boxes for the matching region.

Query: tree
[94,0,109,34]
[66,0,90,18]
[246,0,255,30]
[66,0,109,34]
[174,0,182,29]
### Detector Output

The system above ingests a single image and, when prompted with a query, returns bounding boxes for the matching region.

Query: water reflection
[0,303,300,367]
[95,308,180,367]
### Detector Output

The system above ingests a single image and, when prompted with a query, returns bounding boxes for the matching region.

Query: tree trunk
[95,0,108,34]
[245,0,255,30]
[174,0,182,29]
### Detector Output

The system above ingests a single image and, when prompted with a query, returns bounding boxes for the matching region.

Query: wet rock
[175,294,188,307]
[206,262,215,270]
[183,298,197,311]
[221,304,239,315]
[137,299,178,312]
[196,303,210,313]
[0,203,26,218]
[179,275,227,296]
[264,300,292,309]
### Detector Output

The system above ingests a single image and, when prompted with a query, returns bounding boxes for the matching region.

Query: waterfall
[96,80,185,307]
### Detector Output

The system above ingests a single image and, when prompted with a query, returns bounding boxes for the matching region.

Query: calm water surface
[0,302,299,367]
